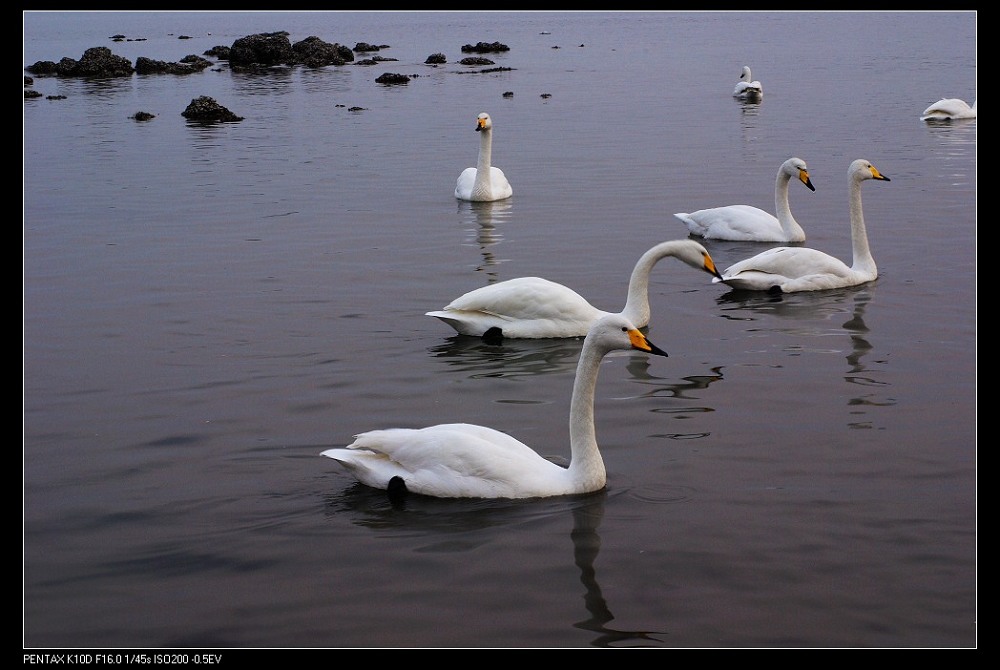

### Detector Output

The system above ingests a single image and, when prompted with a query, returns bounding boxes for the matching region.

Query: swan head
[589,314,668,358]
[666,239,723,279]
[739,65,753,82]
[475,112,493,133]
[784,157,817,192]
[851,159,890,183]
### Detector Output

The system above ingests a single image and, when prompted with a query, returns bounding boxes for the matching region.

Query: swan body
[733,65,763,100]
[675,157,816,242]
[920,98,976,121]
[455,112,513,202]
[426,239,722,339]
[714,159,890,293]
[321,314,668,499]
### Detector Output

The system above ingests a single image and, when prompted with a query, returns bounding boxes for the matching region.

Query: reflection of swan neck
[567,336,607,491]
[773,169,801,238]
[621,241,681,327]
[849,173,875,276]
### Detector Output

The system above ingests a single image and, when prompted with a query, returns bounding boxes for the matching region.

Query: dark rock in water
[293,36,354,68]
[24,75,33,85]
[229,32,296,68]
[461,41,510,54]
[132,111,155,121]
[25,89,43,99]
[204,45,230,60]
[459,56,494,66]
[375,72,410,85]
[181,95,244,122]
[135,55,212,75]
[354,42,390,52]
[502,91,513,97]
[26,46,134,78]
[425,52,446,64]
[46,95,67,100]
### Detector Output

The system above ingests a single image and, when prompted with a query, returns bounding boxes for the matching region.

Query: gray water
[23,11,976,649]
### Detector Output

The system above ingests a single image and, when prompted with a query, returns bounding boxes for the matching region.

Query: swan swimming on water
[455,112,513,202]
[675,157,816,242]
[733,65,763,100]
[425,239,722,340]
[713,159,890,293]
[920,98,976,121]
[321,314,668,499]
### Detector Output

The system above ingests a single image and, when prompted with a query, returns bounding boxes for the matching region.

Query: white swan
[425,239,722,339]
[454,112,513,202]
[713,159,890,293]
[733,65,762,100]
[674,157,816,242]
[321,314,668,499]
[920,98,976,121]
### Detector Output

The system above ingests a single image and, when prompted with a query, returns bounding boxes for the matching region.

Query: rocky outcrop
[181,96,243,122]
[26,46,134,77]
[135,55,213,75]
[292,36,354,68]
[375,72,409,85]
[461,41,510,54]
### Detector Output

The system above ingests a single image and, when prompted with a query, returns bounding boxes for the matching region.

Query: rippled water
[23,11,976,649]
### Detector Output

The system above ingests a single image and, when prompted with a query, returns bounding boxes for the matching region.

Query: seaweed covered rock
[292,36,354,68]
[181,95,244,122]
[135,55,213,75]
[461,41,510,54]
[229,32,296,68]
[375,72,410,85]
[26,46,134,77]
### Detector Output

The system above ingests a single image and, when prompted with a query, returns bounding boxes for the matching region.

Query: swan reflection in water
[324,486,664,646]
[456,199,513,283]
[715,284,893,423]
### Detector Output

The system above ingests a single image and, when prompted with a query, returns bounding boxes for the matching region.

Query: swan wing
[716,247,854,292]
[921,98,976,120]
[455,167,477,199]
[676,205,784,242]
[488,166,513,199]
[426,277,606,338]
[323,423,568,498]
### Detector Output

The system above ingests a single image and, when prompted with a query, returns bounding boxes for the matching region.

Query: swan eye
[621,326,628,333]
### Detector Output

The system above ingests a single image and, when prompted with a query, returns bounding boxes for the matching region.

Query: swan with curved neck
[321,314,667,499]
[920,98,976,121]
[733,65,762,100]
[713,159,890,293]
[675,157,816,242]
[426,239,722,339]
[455,112,513,202]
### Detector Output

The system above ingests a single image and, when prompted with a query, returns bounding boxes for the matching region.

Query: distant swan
[920,98,976,121]
[321,314,668,499]
[675,157,816,242]
[455,112,513,202]
[426,239,722,339]
[713,159,890,293]
[733,65,762,100]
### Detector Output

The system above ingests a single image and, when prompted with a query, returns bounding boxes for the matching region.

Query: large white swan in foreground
[920,98,976,121]
[713,159,890,293]
[426,239,722,339]
[455,112,513,202]
[733,65,763,100]
[321,314,667,499]
[675,157,816,242]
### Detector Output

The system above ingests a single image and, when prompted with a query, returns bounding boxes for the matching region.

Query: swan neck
[472,129,494,198]
[567,337,606,488]
[774,170,797,234]
[848,175,875,274]
[622,242,678,326]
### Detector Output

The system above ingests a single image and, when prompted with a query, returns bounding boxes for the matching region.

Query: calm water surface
[23,11,976,649]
